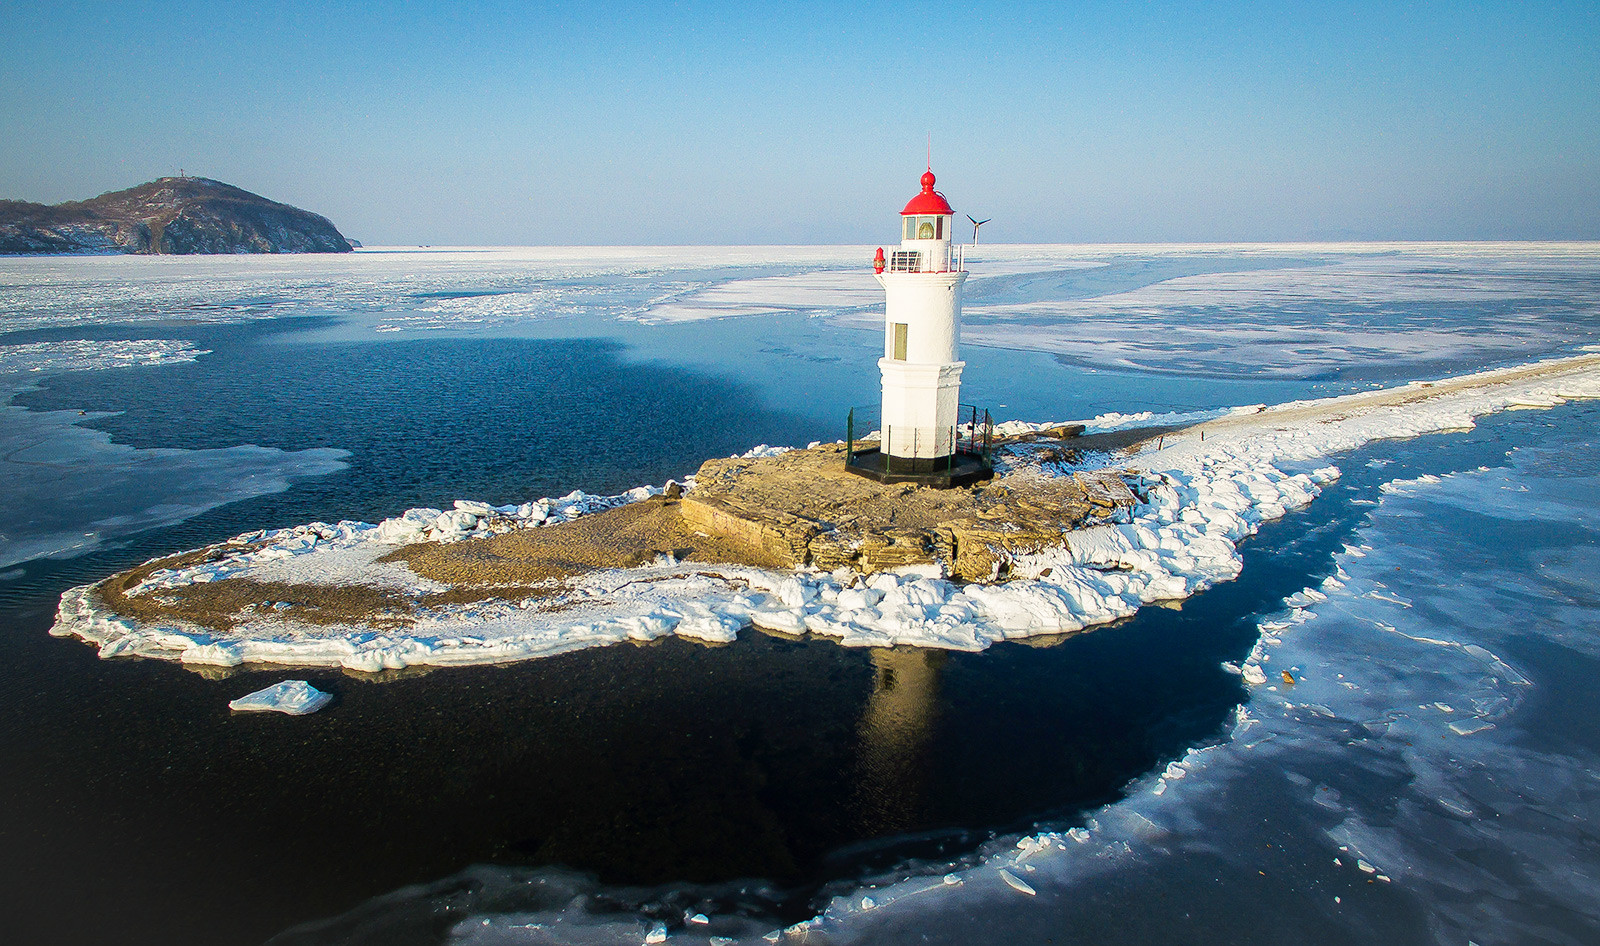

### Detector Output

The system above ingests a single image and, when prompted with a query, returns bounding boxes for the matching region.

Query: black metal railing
[845,404,993,472]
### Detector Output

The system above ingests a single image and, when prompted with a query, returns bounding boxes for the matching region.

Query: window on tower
[918,219,935,239]
[904,218,916,241]
[892,323,908,360]
[936,216,944,239]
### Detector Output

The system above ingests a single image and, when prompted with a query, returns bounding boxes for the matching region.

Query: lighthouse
[846,168,991,487]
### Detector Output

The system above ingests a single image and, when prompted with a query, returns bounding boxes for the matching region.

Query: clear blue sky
[2,1,1596,244]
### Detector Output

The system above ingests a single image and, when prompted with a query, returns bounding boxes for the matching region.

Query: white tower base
[879,358,964,459]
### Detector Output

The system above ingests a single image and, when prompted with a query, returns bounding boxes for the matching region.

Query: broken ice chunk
[228,680,332,715]
[998,869,1036,895]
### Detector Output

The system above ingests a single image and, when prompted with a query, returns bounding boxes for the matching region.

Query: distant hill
[0,177,353,255]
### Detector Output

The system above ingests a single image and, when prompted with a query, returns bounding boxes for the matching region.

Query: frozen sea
[1,243,1598,945]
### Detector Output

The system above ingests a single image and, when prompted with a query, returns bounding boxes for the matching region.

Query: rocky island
[47,353,1600,672]
[0,177,353,255]
[79,427,1140,643]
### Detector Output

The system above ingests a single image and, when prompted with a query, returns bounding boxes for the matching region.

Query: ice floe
[0,338,209,373]
[629,269,881,323]
[0,245,872,332]
[227,680,332,715]
[0,337,349,569]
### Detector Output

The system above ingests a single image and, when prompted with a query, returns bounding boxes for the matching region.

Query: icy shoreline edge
[49,353,1600,673]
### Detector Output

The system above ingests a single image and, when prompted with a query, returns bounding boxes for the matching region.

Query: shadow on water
[0,320,1551,946]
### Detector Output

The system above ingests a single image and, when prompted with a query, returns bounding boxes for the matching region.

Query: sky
[1,1,1597,245]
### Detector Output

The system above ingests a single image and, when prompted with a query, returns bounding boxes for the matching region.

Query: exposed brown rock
[90,542,415,633]
[388,495,787,588]
[678,441,1136,580]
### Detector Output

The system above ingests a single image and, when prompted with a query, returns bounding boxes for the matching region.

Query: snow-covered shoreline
[49,353,1600,672]
[782,400,1600,946]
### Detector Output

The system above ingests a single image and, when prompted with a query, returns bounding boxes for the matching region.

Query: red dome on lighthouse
[901,169,954,216]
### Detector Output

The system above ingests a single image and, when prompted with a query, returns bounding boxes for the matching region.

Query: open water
[0,245,1597,945]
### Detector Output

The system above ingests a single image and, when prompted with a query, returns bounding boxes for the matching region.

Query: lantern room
[887,170,959,274]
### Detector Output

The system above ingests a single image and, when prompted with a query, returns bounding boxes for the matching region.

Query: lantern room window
[905,215,949,241]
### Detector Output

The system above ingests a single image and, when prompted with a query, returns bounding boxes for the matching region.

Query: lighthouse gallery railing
[884,244,966,274]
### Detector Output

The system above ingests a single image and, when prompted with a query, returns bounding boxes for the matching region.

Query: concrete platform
[842,447,994,488]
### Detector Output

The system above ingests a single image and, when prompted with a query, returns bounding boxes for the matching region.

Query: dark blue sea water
[0,315,1311,944]
[1,247,1597,945]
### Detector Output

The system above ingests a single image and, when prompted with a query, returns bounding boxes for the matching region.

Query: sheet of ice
[955,245,1600,379]
[0,245,872,333]
[5,245,1595,383]
[630,269,881,323]
[0,340,349,569]
[990,404,1263,438]
[49,354,1600,673]
[227,680,332,715]
[0,339,208,373]
[778,411,1600,946]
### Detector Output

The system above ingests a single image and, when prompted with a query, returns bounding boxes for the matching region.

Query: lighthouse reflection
[853,646,947,834]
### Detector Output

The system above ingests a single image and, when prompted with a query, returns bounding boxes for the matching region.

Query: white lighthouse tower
[848,167,987,486]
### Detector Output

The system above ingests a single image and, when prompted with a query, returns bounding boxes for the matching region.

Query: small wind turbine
[967,215,992,244]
